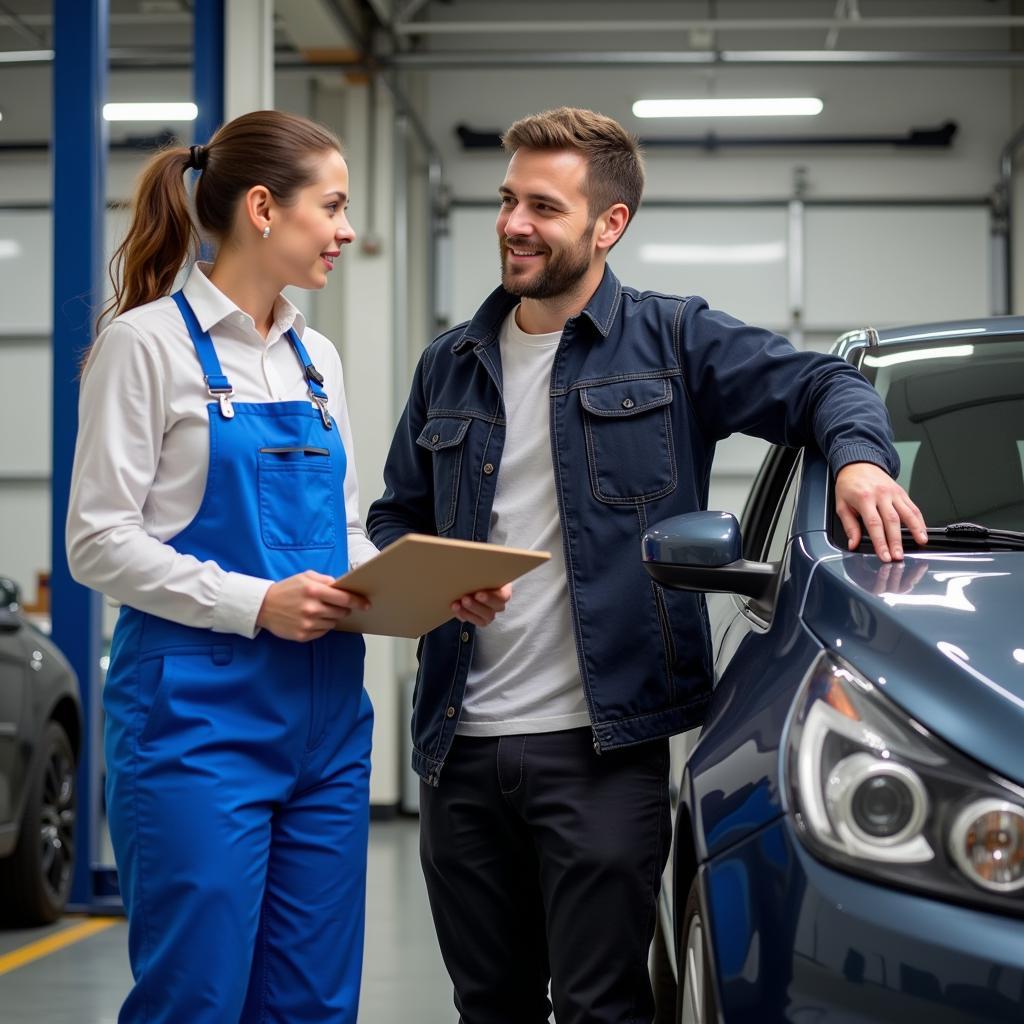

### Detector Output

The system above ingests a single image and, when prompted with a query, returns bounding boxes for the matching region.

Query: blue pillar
[51,0,108,909]
[194,0,225,146]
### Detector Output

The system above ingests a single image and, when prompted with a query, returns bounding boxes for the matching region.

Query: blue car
[643,321,1024,1023]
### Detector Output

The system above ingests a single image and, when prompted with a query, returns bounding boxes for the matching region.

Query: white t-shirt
[457,308,590,736]
[66,264,377,639]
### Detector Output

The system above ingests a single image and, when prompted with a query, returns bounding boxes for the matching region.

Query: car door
[0,611,27,828]
[656,446,803,986]
[714,445,803,673]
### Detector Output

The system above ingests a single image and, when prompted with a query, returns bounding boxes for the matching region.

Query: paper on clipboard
[332,533,551,638]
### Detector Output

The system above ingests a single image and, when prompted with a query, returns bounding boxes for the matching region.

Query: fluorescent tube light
[0,50,53,63]
[103,102,198,122]
[640,242,785,265]
[633,97,823,118]
[863,345,974,368]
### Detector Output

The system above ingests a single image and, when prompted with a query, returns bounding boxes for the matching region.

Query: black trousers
[419,728,671,1024]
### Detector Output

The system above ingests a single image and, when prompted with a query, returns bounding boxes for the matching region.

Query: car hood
[801,549,1024,786]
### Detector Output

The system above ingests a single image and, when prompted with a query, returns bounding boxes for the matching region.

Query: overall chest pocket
[580,378,677,504]
[258,446,336,549]
[416,416,471,534]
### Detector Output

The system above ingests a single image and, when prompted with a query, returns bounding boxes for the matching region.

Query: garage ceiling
[1,1,1023,68]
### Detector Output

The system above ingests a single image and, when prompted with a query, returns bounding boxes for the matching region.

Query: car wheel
[677,878,718,1024]
[0,720,76,925]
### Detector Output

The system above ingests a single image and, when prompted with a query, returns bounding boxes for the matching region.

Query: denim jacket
[367,266,898,785]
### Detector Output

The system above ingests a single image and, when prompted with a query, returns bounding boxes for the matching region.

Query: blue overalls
[103,292,373,1023]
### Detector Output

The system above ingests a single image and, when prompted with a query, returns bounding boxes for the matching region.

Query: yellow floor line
[0,917,121,977]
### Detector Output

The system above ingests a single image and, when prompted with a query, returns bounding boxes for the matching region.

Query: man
[367,107,926,1024]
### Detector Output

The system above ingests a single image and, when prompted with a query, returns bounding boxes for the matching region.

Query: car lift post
[51,0,109,913]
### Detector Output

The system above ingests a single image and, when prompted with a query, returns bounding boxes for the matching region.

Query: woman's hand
[257,570,370,642]
[450,584,512,628]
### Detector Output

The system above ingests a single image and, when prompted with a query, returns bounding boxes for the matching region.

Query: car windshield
[856,334,1024,533]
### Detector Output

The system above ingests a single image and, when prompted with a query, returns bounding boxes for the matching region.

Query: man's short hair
[501,107,645,228]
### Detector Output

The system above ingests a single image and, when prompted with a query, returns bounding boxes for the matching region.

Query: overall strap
[286,327,332,430]
[171,291,235,419]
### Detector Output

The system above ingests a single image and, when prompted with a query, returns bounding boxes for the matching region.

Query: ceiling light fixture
[633,97,824,118]
[0,50,54,64]
[103,102,198,122]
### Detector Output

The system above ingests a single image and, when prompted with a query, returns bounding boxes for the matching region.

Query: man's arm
[679,298,926,561]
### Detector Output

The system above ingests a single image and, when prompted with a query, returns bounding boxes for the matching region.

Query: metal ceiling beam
[370,49,1024,69]
[11,45,1024,71]
[5,11,1024,35]
[0,0,46,45]
[397,0,432,26]
[392,16,1024,36]
[363,0,394,29]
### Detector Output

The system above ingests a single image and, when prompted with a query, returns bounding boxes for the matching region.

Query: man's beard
[500,229,592,300]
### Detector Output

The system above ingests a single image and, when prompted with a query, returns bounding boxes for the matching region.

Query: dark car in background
[0,577,81,925]
[644,321,1024,1022]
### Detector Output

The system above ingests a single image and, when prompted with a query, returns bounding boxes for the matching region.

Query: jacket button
[446,706,456,718]
[431,433,440,444]
[483,462,494,475]
[461,630,470,642]
[622,398,635,409]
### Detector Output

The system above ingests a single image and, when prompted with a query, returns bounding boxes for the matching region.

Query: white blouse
[66,264,378,639]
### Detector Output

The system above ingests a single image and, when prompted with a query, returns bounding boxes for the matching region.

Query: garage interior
[1,1,1023,1021]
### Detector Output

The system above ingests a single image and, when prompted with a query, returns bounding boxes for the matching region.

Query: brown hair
[501,107,645,231]
[101,109,341,325]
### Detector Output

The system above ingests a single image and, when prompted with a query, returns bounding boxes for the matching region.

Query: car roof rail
[833,327,878,362]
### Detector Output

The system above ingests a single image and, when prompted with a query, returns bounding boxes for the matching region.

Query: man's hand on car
[835,462,928,562]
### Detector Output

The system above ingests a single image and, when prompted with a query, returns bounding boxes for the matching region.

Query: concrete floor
[0,818,455,1023]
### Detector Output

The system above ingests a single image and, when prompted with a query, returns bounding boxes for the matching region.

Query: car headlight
[785,651,1024,914]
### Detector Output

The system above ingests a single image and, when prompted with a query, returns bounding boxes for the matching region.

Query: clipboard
[332,533,551,638]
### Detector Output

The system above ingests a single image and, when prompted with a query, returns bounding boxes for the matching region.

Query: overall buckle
[310,391,332,430]
[207,385,235,419]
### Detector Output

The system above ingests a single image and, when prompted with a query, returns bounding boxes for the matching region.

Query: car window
[764,460,801,565]
[741,445,800,561]
[854,336,1024,532]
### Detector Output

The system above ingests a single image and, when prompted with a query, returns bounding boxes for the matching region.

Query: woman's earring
[262,225,271,239]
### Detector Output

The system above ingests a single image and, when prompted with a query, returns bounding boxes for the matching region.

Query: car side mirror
[0,576,21,631]
[641,511,778,602]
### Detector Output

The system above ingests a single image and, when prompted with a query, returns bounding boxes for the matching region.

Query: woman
[67,110,379,1023]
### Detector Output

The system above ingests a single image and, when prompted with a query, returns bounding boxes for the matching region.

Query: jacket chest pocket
[580,378,677,504]
[416,416,471,534]
[258,446,336,549]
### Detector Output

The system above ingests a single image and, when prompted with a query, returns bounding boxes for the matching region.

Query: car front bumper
[701,815,1024,1022]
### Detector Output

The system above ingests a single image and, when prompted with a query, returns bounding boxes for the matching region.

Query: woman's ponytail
[101,146,198,325]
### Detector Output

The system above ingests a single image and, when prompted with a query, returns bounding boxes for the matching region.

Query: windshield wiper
[855,522,1024,552]
[904,522,1024,551]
